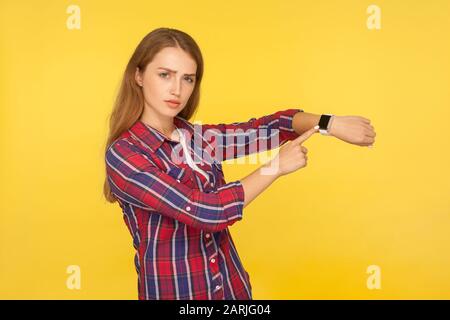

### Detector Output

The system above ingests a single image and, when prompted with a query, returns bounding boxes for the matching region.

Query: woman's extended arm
[293,112,376,147]
[240,112,377,208]
[198,108,304,162]
[292,111,321,135]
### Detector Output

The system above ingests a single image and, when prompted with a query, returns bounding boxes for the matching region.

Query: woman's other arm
[240,126,320,208]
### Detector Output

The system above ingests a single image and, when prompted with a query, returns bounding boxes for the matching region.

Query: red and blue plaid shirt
[105,108,303,300]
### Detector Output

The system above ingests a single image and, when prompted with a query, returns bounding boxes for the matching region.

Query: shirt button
[176,179,181,183]
[210,182,214,187]
[186,206,191,211]
[205,233,211,239]
[211,258,216,263]
[215,285,221,290]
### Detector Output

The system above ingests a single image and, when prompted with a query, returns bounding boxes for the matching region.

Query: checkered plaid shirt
[105,108,303,299]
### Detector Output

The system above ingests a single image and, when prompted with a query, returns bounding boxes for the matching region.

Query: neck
[139,107,177,139]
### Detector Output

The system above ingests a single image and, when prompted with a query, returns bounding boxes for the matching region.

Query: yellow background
[1,0,449,299]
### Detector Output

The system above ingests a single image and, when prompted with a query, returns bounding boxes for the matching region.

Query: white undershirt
[176,128,210,183]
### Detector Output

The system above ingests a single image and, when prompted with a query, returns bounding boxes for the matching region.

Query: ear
[135,67,143,87]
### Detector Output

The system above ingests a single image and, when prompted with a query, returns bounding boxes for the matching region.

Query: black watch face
[319,115,331,129]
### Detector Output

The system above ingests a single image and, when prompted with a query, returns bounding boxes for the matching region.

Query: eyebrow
[158,67,196,77]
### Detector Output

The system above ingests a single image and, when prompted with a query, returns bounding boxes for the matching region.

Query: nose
[170,77,181,97]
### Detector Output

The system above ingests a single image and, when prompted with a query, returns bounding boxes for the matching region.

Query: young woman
[103,28,376,300]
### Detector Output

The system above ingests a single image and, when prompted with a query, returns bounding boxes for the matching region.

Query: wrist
[261,159,283,179]
[328,115,336,136]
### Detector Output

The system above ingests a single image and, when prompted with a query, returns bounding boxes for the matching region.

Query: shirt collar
[127,115,194,153]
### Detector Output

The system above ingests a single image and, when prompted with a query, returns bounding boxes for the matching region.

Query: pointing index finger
[292,125,320,145]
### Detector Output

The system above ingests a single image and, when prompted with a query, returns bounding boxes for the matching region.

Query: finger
[292,125,320,145]
[365,130,376,138]
[361,117,371,124]
[301,146,308,153]
[362,137,375,145]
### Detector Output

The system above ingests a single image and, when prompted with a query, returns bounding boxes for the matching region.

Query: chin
[159,106,181,117]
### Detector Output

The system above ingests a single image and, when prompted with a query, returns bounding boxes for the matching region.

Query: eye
[159,72,169,78]
[185,77,194,83]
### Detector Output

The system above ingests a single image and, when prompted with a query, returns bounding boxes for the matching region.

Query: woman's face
[135,46,197,118]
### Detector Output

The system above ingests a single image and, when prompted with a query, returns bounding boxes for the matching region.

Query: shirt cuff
[223,180,245,223]
[279,108,304,141]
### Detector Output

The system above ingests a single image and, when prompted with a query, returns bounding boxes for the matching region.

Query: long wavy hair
[103,28,204,203]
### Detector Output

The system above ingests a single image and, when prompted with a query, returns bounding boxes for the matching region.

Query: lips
[165,100,180,104]
[165,100,181,108]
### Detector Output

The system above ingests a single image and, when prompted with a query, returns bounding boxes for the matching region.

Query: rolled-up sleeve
[105,139,245,232]
[198,108,303,162]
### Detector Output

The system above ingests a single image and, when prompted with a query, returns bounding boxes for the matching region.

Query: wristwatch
[318,114,334,136]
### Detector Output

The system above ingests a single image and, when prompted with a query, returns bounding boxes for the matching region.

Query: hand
[329,115,376,147]
[268,125,319,177]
